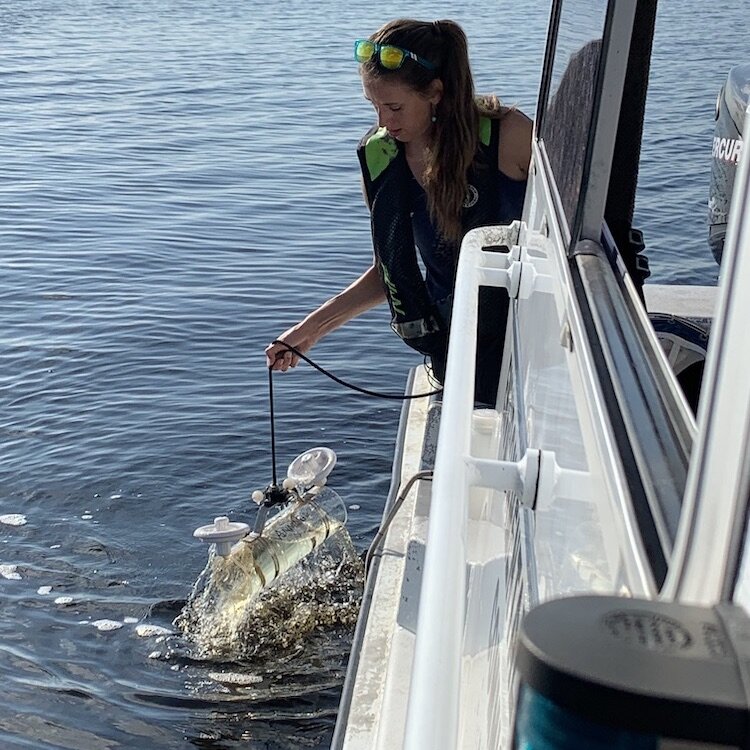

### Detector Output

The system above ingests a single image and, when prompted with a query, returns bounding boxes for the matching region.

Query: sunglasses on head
[354,39,436,71]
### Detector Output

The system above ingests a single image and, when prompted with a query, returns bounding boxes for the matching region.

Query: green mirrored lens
[355,40,376,64]
[379,45,405,69]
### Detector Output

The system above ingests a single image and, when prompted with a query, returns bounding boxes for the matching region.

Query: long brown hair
[360,19,503,242]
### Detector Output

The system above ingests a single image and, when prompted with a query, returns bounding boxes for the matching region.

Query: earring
[431,104,437,123]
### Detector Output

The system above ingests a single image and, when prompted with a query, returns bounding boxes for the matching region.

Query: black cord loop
[271,340,442,400]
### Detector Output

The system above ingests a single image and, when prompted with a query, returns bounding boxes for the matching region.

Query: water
[0,0,746,747]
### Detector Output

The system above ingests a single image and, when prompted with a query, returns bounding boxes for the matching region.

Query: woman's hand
[264,264,386,372]
[265,323,319,371]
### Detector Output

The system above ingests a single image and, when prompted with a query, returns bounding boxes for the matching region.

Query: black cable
[267,365,278,486]
[271,340,442,400]
[422,355,444,391]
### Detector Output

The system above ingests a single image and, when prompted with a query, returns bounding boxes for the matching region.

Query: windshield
[538,0,609,234]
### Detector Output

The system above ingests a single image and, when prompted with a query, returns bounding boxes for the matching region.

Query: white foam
[0,564,21,580]
[81,515,93,520]
[37,585,52,595]
[348,504,361,511]
[91,619,123,631]
[124,616,139,624]
[54,596,74,605]
[135,624,173,637]
[0,514,27,526]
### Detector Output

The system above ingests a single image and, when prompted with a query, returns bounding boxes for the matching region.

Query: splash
[174,498,364,660]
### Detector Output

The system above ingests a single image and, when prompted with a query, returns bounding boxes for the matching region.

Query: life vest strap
[391,316,442,340]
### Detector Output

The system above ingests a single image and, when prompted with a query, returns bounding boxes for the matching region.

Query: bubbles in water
[0,514,27,526]
[209,671,263,686]
[55,596,74,605]
[37,586,52,595]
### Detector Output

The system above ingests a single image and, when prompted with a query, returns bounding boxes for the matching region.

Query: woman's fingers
[264,343,285,369]
[265,341,300,371]
[278,348,296,371]
[264,342,279,368]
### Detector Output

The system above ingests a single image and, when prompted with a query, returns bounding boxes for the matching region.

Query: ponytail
[423,20,477,242]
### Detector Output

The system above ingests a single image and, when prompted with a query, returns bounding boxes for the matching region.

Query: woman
[265,19,531,404]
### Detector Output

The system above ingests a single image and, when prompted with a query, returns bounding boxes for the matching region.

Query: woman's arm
[265,263,386,370]
[498,108,533,180]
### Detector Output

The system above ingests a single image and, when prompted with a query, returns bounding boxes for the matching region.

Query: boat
[331,1,750,748]
[709,62,749,264]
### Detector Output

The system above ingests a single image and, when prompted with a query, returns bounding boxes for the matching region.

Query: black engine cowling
[708,63,749,264]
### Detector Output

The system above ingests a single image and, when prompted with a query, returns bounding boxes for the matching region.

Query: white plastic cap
[193,516,250,556]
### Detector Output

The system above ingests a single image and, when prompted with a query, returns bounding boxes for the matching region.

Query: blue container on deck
[513,595,750,749]
[514,686,657,750]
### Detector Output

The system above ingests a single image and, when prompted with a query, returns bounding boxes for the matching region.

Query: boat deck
[336,366,514,749]
[335,366,435,749]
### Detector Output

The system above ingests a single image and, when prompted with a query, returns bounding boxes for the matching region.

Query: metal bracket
[479,242,553,303]
[467,448,589,510]
[478,251,553,301]
[459,222,553,301]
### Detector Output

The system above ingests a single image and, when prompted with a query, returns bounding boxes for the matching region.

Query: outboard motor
[708,63,749,263]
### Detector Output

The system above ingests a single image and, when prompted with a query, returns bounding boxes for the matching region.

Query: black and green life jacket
[357,116,504,360]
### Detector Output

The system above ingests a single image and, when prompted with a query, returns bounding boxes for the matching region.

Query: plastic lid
[194,516,250,543]
[287,447,337,487]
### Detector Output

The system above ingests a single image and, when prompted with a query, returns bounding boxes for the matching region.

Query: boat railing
[402,211,700,747]
[403,223,526,750]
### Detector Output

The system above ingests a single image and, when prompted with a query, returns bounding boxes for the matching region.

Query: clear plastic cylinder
[244,488,347,589]
[202,488,348,606]
[176,487,355,653]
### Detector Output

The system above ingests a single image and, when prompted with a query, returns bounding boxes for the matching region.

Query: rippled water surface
[0,0,746,747]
